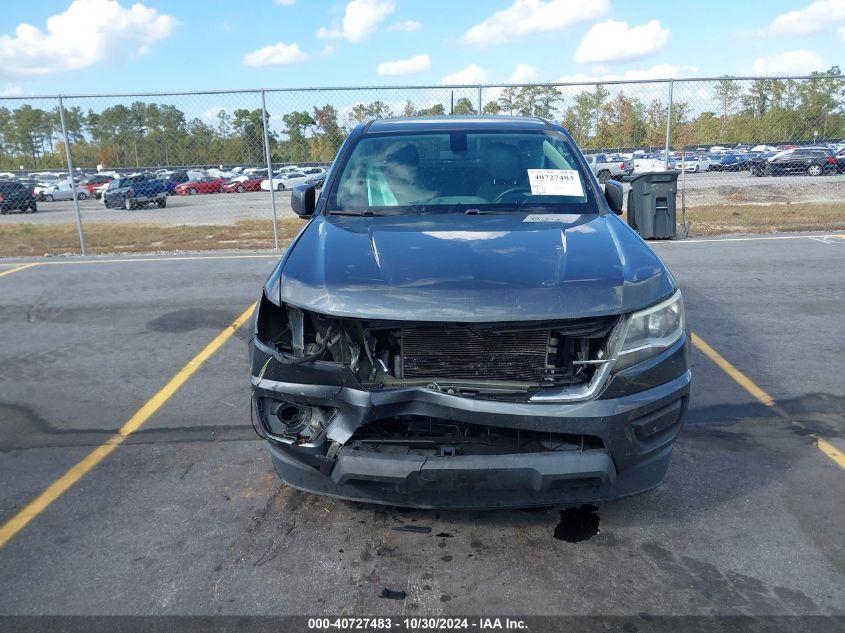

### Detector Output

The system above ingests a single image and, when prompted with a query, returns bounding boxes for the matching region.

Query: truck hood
[271,213,674,322]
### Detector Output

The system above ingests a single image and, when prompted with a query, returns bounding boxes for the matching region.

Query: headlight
[615,290,685,371]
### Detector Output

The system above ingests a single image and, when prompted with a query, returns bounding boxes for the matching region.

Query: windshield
[328,130,600,215]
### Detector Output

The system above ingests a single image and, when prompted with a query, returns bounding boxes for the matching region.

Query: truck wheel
[157,198,167,208]
[45,194,53,202]
[124,197,133,210]
[189,188,197,195]
[597,170,610,184]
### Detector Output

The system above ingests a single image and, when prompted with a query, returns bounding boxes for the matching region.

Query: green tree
[310,104,345,162]
[713,77,743,142]
[417,103,446,116]
[453,97,477,115]
[482,101,501,115]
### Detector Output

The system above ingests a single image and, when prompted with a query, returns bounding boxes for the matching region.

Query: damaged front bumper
[249,330,691,509]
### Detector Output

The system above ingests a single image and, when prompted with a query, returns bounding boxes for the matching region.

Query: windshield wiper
[330,210,382,217]
[464,208,522,215]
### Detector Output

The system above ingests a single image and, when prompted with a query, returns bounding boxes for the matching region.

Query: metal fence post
[58,96,87,256]
[664,80,674,170]
[477,85,483,114]
[261,89,280,251]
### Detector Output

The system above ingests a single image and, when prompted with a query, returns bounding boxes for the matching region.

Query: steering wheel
[493,187,532,203]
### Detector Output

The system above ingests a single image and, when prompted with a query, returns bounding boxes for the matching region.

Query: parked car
[79,174,113,195]
[834,149,845,173]
[222,175,264,193]
[585,153,634,183]
[750,147,837,176]
[249,115,691,508]
[173,176,225,195]
[102,174,169,209]
[676,155,711,172]
[0,180,37,214]
[260,171,320,191]
[92,182,111,199]
[39,181,89,201]
[709,153,749,171]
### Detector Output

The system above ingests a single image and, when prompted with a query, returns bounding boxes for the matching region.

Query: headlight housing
[615,290,685,371]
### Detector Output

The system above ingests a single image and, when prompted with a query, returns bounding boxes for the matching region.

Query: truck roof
[363,115,556,134]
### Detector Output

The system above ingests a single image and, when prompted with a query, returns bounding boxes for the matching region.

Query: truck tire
[45,194,53,202]
[597,170,610,184]
[157,197,167,208]
[124,197,134,210]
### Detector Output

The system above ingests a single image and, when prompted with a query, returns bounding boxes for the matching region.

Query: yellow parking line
[816,438,845,470]
[690,332,776,408]
[691,331,843,472]
[0,302,256,549]
[0,262,39,278]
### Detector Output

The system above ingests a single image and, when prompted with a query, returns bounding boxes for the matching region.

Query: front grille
[401,328,553,384]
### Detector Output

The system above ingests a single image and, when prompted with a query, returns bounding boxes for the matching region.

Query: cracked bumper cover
[250,334,691,509]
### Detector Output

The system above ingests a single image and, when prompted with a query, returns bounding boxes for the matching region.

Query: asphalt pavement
[0,233,843,616]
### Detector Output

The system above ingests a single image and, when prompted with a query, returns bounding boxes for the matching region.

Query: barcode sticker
[527,169,584,197]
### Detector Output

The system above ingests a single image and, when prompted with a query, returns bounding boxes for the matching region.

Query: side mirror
[604,179,624,215]
[291,184,316,218]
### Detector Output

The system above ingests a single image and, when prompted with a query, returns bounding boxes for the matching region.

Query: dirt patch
[0,218,305,257]
[1,205,843,256]
[675,202,845,236]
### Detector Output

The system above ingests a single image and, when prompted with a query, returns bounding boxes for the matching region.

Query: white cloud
[839,25,845,41]
[440,64,489,85]
[317,0,395,43]
[0,0,179,78]
[575,20,669,64]
[321,44,336,56]
[377,53,430,76]
[0,85,22,96]
[275,0,296,4]
[766,0,845,35]
[243,42,309,66]
[387,20,421,32]
[556,63,698,83]
[509,63,538,83]
[463,0,609,46]
[750,50,826,75]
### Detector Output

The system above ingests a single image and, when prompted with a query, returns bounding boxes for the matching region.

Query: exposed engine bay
[255,294,619,399]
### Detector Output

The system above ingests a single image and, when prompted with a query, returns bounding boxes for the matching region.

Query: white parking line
[652,233,845,245]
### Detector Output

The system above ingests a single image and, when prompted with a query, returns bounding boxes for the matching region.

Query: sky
[0,0,843,99]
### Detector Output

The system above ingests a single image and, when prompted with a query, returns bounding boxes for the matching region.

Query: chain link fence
[1,74,843,256]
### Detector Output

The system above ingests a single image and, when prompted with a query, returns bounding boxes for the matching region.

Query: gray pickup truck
[585,153,635,183]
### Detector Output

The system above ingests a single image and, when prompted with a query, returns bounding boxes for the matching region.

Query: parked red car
[221,176,263,193]
[80,174,113,194]
[173,177,225,195]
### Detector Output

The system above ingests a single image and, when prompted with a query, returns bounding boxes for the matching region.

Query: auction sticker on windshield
[527,169,584,197]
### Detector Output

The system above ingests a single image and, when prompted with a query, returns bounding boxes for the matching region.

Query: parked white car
[260,170,322,191]
[39,181,89,201]
[677,155,711,172]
